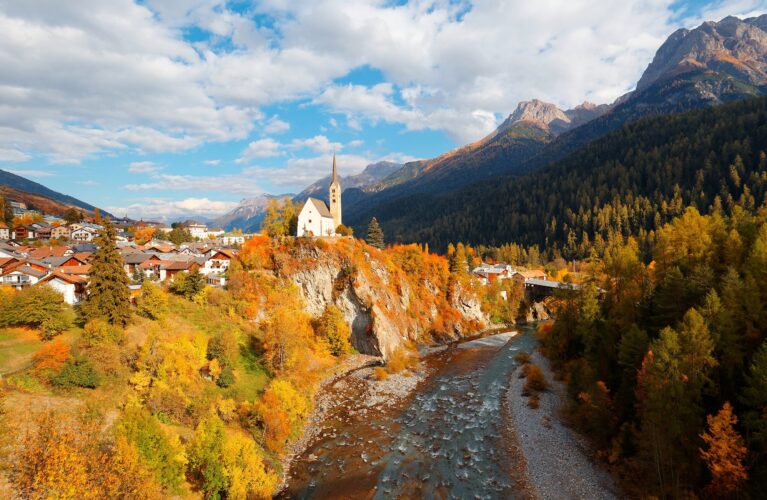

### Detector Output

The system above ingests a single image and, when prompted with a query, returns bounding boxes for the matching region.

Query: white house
[0,223,9,240]
[70,227,96,242]
[200,249,236,275]
[40,271,88,305]
[187,223,209,239]
[0,266,48,289]
[297,198,336,237]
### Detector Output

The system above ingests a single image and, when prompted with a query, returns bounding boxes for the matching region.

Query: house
[51,225,71,240]
[0,257,20,274]
[297,156,341,237]
[201,249,236,275]
[39,255,88,269]
[0,223,9,240]
[187,223,209,239]
[0,265,48,289]
[34,226,52,240]
[70,227,96,242]
[39,271,88,305]
[473,263,515,284]
[14,226,33,240]
[512,269,547,284]
[122,252,161,276]
[218,232,246,246]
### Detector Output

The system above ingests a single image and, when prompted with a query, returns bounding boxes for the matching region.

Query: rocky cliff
[274,238,488,359]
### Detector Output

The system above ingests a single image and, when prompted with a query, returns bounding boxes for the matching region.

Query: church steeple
[331,153,338,183]
[329,153,342,230]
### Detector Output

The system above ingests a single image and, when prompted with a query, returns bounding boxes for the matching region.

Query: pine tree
[366,217,385,249]
[81,219,131,326]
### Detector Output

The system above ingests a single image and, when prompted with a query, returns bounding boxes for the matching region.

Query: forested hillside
[543,205,767,497]
[358,96,767,255]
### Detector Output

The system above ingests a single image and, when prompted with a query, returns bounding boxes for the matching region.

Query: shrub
[514,351,531,365]
[217,365,235,388]
[528,394,540,409]
[385,345,419,374]
[33,339,71,375]
[136,281,168,321]
[373,366,388,381]
[523,364,548,394]
[169,269,205,300]
[52,357,100,388]
[82,318,121,346]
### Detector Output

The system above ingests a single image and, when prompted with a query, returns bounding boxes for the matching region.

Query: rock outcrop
[280,240,489,359]
[499,99,610,135]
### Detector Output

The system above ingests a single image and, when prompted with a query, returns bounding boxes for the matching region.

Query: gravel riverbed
[506,349,621,500]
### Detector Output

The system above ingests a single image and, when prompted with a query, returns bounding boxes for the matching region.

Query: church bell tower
[329,153,342,229]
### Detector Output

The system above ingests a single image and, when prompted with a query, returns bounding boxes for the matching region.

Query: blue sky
[0,0,765,220]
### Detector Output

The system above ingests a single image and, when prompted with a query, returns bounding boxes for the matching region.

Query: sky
[0,0,766,220]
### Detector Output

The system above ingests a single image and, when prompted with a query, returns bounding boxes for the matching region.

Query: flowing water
[281,326,539,499]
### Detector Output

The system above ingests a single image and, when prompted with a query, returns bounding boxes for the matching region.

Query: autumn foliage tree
[315,304,352,356]
[700,402,748,497]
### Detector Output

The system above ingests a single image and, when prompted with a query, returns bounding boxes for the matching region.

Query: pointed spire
[332,153,338,183]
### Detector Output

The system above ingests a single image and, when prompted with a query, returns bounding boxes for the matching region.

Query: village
[0,156,576,308]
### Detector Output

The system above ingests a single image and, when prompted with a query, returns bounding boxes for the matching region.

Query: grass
[225,347,270,402]
[0,327,43,375]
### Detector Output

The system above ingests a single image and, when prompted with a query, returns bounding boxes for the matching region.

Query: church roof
[306,197,333,218]
[331,153,338,184]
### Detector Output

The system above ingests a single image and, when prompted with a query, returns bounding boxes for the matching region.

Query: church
[296,155,342,237]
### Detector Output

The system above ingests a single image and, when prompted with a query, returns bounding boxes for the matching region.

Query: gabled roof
[40,256,85,268]
[3,265,48,279]
[160,260,199,271]
[30,246,72,259]
[58,265,91,276]
[305,197,333,218]
[211,248,237,259]
[122,252,158,265]
[40,270,88,285]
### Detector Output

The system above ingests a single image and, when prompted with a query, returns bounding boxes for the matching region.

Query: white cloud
[108,197,239,219]
[236,137,283,163]
[0,148,30,162]
[128,161,161,173]
[263,116,290,134]
[1,0,764,163]
[289,135,343,154]
[5,169,54,177]
[204,159,221,166]
[124,172,266,197]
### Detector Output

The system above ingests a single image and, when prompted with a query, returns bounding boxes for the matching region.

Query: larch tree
[366,217,385,249]
[315,304,352,356]
[700,402,748,497]
[81,218,131,326]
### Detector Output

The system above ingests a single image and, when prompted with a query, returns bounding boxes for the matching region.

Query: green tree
[63,208,83,224]
[115,404,187,492]
[741,341,767,459]
[366,217,385,249]
[136,281,168,321]
[0,286,73,339]
[315,304,352,356]
[81,219,131,326]
[170,269,205,300]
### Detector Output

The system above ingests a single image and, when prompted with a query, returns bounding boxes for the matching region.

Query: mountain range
[342,14,767,244]
[0,168,110,217]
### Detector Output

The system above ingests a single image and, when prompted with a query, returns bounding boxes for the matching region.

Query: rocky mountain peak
[636,15,767,91]
[506,99,570,129]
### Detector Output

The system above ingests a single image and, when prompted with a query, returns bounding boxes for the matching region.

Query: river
[280,326,539,499]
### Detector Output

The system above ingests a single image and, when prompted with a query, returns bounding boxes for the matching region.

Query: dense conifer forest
[367,96,767,256]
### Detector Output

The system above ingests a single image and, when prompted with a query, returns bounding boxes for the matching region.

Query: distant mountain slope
[346,14,767,236]
[211,193,294,233]
[349,95,767,252]
[0,169,110,217]
[294,161,402,202]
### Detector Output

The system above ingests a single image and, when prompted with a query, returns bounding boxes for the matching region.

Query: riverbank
[506,349,620,499]
[277,352,429,492]
[278,354,380,487]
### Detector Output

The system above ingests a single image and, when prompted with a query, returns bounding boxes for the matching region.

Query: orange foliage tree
[700,402,748,497]
[32,339,71,375]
